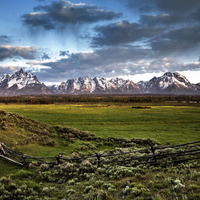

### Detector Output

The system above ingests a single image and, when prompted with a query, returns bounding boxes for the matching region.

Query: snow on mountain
[57,76,141,94]
[93,76,112,91]
[137,72,198,94]
[0,69,51,95]
[7,69,40,89]
[0,74,10,82]
[0,70,199,96]
[76,76,96,93]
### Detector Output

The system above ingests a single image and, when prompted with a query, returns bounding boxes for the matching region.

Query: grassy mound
[0,110,56,147]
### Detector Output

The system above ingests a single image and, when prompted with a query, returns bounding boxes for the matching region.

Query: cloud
[128,0,200,27]
[0,66,21,76]
[149,58,200,73]
[0,45,38,61]
[26,47,200,83]
[21,13,55,30]
[128,0,200,14]
[27,46,151,81]
[192,7,200,21]
[154,0,200,14]
[42,53,50,60]
[59,50,70,57]
[45,46,150,69]
[21,1,122,30]
[92,21,163,47]
[140,14,184,26]
[151,26,200,55]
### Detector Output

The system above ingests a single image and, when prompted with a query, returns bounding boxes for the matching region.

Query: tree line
[0,94,199,104]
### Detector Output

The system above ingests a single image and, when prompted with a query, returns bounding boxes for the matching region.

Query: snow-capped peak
[159,72,191,89]
[76,76,96,93]
[7,68,40,89]
[137,71,197,94]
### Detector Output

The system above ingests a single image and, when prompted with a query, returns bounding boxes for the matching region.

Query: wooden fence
[0,141,200,167]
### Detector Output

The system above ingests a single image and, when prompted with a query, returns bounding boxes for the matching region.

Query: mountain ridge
[137,72,198,95]
[0,69,51,96]
[0,69,199,95]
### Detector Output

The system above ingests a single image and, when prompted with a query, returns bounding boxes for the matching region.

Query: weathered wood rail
[0,141,200,167]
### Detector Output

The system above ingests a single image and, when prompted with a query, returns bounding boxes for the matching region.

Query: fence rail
[0,141,200,167]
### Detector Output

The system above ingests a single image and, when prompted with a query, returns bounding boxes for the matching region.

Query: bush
[84,185,94,194]
[11,170,33,179]
[0,177,11,184]
[40,164,50,171]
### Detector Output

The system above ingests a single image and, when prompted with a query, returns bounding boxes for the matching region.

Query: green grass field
[0,103,200,200]
[0,103,199,145]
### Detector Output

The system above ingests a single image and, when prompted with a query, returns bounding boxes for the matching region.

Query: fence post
[95,153,101,167]
[21,155,26,165]
[150,145,157,164]
[55,155,61,165]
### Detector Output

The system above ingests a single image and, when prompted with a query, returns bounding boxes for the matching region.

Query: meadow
[0,103,199,145]
[0,102,200,199]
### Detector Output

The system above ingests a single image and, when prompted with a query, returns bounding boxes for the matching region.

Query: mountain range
[0,69,199,96]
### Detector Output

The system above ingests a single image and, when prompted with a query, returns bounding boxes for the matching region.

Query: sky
[0,0,200,85]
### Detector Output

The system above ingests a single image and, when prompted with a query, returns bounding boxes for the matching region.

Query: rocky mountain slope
[0,69,199,95]
[56,76,141,94]
[0,69,51,95]
[137,72,199,95]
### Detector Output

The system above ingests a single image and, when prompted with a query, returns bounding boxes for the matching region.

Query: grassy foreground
[0,103,199,200]
[0,103,199,145]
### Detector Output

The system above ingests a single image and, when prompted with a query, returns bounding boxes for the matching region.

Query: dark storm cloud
[192,7,200,21]
[155,0,200,14]
[0,45,37,61]
[140,14,184,26]
[21,1,122,30]
[21,13,55,30]
[127,0,155,12]
[151,26,200,54]
[128,0,200,14]
[127,0,200,27]
[92,21,163,47]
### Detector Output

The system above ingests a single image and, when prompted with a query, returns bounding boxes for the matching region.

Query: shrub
[130,187,141,197]
[66,189,76,195]
[67,179,75,185]
[26,180,40,190]
[0,177,11,184]
[11,170,33,179]
[188,184,199,191]
[84,185,94,194]
[40,164,50,171]
[94,180,104,188]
